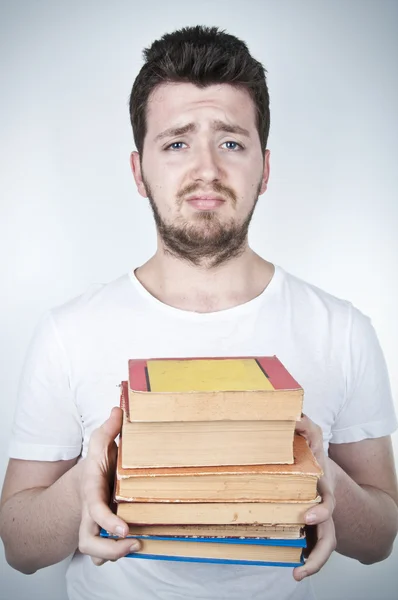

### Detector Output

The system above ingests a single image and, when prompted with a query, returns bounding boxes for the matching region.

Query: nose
[190,144,222,183]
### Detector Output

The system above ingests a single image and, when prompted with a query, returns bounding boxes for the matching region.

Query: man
[1,25,397,600]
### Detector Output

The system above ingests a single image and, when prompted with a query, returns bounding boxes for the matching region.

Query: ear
[259,149,270,195]
[130,151,148,198]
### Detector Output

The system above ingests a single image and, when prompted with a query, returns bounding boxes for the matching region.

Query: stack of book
[105,356,322,566]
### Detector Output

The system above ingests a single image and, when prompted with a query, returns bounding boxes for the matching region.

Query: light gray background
[1,1,397,599]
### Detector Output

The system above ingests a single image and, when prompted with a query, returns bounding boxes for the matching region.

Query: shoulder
[25,273,137,353]
[277,266,367,330]
[279,267,351,311]
[48,273,133,327]
[275,267,378,367]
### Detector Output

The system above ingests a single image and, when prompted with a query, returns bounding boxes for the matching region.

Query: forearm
[330,458,398,563]
[0,460,84,574]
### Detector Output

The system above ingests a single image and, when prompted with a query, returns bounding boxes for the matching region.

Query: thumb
[101,407,123,439]
[295,414,311,435]
[89,407,123,454]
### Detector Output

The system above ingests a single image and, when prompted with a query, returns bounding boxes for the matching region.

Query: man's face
[131,82,270,266]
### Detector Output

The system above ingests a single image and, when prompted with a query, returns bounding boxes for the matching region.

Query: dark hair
[129,25,270,155]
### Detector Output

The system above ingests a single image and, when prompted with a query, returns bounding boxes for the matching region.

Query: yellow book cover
[126,356,303,422]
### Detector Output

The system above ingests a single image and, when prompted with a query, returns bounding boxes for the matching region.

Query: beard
[143,177,262,268]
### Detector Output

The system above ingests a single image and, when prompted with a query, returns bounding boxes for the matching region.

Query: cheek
[142,158,168,189]
[224,152,261,178]
[142,164,179,205]
[150,152,185,178]
[233,174,262,207]
[161,156,190,180]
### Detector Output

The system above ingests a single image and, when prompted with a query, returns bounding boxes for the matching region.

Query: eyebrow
[154,120,250,142]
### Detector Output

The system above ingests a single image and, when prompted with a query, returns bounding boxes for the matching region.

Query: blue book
[100,529,305,566]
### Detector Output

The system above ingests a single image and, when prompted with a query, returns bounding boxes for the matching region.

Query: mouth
[185,195,226,210]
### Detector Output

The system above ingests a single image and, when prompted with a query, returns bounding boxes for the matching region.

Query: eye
[222,141,243,151]
[166,141,187,150]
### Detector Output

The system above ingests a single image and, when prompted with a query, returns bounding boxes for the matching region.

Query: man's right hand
[78,407,141,566]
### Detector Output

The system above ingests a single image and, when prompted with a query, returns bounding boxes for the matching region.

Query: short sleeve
[9,312,83,461]
[330,306,398,444]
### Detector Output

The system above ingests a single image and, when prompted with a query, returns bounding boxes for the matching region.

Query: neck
[135,242,275,313]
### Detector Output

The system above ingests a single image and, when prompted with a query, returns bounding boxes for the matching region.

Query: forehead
[146,82,257,133]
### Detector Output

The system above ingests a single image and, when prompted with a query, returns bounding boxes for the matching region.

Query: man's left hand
[293,414,337,581]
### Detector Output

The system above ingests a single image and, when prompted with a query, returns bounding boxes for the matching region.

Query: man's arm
[0,457,83,574]
[328,436,398,564]
[293,416,398,582]
[0,408,140,575]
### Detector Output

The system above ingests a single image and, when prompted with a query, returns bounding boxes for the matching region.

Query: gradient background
[1,1,397,599]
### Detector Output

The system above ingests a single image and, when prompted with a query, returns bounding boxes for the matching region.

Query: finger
[301,518,336,577]
[293,519,336,581]
[295,415,324,456]
[91,556,122,565]
[90,500,130,538]
[295,413,308,430]
[82,501,130,539]
[100,407,123,439]
[305,489,335,525]
[295,414,317,435]
[91,557,108,567]
[79,535,141,562]
[79,506,141,561]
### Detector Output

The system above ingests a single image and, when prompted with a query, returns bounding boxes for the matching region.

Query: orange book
[115,497,321,526]
[115,433,322,502]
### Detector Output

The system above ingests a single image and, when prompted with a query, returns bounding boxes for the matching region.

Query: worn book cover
[120,380,296,467]
[115,432,322,502]
[118,524,304,539]
[126,356,303,422]
[115,496,321,525]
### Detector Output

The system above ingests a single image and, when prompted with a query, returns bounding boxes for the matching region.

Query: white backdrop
[1,1,397,599]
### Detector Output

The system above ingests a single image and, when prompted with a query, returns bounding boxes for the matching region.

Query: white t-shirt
[9,265,397,600]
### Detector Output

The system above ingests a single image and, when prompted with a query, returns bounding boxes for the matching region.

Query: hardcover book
[120,379,296,467]
[119,524,304,539]
[127,356,303,422]
[115,496,321,525]
[115,433,322,502]
[100,529,306,566]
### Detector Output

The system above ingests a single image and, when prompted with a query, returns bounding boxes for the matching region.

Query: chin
[187,218,228,238]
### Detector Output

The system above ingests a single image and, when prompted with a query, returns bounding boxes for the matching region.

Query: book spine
[120,381,130,420]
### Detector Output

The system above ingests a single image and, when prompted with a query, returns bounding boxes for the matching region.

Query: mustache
[176,182,237,206]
